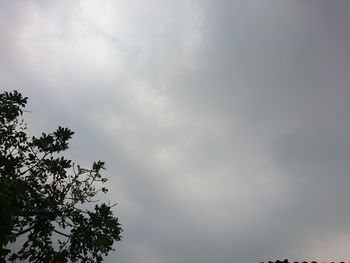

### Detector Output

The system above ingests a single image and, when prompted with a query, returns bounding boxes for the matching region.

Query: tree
[0,90,122,262]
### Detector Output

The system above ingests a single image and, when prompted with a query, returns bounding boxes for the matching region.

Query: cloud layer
[1,1,350,262]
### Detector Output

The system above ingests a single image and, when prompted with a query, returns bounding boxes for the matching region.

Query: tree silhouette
[0,90,122,262]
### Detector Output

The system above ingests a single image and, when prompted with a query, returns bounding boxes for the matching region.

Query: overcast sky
[1,1,350,262]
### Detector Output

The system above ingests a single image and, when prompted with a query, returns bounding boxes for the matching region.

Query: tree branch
[53,229,71,238]
[15,226,35,237]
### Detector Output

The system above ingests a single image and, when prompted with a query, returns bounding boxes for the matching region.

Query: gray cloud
[1,1,350,262]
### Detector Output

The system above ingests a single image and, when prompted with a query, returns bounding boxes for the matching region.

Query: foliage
[0,90,122,262]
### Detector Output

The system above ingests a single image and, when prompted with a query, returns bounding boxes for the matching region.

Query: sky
[1,1,350,262]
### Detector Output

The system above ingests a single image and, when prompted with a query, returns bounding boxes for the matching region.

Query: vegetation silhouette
[0,90,122,262]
